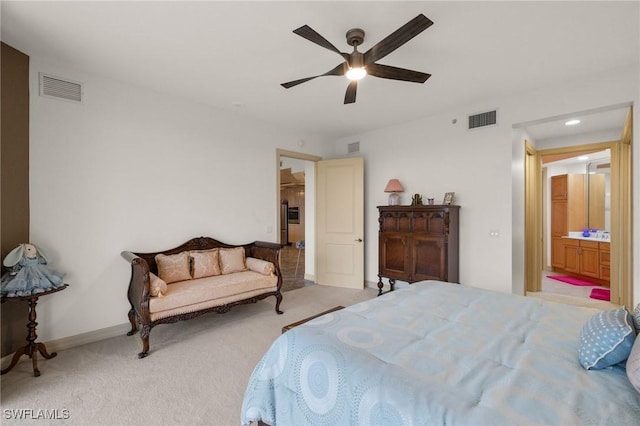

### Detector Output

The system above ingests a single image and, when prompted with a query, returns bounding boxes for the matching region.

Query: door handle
[355,238,363,242]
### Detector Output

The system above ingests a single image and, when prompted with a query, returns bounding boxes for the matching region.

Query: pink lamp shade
[384,179,404,193]
[384,179,404,205]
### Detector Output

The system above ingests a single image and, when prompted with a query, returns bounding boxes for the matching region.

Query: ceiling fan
[281,14,434,104]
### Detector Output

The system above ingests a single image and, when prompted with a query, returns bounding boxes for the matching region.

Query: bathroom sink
[566,231,610,241]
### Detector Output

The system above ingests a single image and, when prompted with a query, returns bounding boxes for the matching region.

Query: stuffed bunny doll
[1,243,65,297]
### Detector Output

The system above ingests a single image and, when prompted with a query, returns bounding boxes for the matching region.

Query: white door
[316,157,364,289]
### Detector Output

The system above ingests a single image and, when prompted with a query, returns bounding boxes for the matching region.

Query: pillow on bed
[579,307,636,370]
[155,252,191,284]
[628,336,640,393]
[632,303,640,333]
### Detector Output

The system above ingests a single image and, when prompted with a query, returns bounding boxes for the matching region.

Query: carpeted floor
[0,285,377,426]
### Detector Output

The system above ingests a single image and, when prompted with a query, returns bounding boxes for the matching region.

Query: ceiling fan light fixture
[346,67,367,80]
[282,14,433,103]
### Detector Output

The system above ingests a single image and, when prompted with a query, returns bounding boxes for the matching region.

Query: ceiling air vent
[39,73,83,103]
[468,109,497,130]
[348,142,360,154]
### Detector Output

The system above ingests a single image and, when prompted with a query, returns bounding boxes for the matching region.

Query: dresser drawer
[379,210,447,235]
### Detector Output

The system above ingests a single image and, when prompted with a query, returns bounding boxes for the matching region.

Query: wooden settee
[121,237,283,358]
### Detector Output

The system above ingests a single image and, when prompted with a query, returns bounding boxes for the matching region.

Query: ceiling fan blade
[293,25,349,60]
[281,63,346,89]
[344,80,357,104]
[281,76,319,89]
[364,14,433,64]
[366,63,431,83]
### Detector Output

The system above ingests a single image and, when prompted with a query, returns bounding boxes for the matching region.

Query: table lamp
[384,179,404,205]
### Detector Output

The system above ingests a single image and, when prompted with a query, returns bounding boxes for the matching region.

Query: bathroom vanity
[550,173,610,286]
[554,233,610,285]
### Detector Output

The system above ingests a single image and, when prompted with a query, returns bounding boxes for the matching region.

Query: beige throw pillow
[149,272,168,297]
[246,257,275,276]
[219,247,246,274]
[155,252,191,284]
[190,249,221,279]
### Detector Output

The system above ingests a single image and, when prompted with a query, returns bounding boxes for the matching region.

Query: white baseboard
[48,323,132,355]
[364,280,379,289]
[47,322,132,353]
[303,277,383,291]
[2,322,131,366]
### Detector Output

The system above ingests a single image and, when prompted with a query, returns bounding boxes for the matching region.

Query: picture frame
[443,192,455,205]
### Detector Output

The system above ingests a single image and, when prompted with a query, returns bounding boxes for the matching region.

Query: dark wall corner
[1,42,31,357]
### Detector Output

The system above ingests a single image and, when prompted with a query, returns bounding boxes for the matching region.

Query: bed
[241,280,640,425]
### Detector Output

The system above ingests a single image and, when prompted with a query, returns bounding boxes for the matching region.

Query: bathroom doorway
[523,106,633,308]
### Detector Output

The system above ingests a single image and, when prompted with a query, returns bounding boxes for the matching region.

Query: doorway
[277,149,321,292]
[523,106,633,308]
[276,149,365,290]
[539,145,616,306]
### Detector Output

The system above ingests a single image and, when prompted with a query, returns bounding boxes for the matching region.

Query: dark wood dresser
[377,205,460,295]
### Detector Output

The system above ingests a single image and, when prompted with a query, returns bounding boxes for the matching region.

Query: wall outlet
[266,225,273,234]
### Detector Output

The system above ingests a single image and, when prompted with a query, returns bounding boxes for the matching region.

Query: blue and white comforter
[241,281,640,425]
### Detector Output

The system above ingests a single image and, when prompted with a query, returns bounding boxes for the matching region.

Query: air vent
[468,110,497,129]
[39,73,83,103]
[348,142,360,154]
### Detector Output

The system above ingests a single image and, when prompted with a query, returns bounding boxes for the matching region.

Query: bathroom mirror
[586,150,610,232]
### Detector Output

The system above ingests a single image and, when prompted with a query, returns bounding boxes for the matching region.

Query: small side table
[1,284,68,377]
[282,305,344,334]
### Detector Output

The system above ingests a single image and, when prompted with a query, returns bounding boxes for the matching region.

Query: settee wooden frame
[121,236,283,358]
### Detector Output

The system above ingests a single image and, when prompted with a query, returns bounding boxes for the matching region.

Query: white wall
[26,57,640,343]
[29,57,332,341]
[511,127,529,295]
[333,64,639,304]
[335,108,513,294]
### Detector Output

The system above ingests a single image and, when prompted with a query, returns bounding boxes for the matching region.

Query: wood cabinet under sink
[554,238,609,285]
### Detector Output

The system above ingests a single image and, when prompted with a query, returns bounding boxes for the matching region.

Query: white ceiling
[2,1,638,139]
[521,106,630,142]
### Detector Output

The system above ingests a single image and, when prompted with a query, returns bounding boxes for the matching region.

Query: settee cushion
[190,249,221,279]
[148,271,277,321]
[246,257,275,275]
[149,273,168,297]
[155,252,191,284]
[219,247,247,274]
